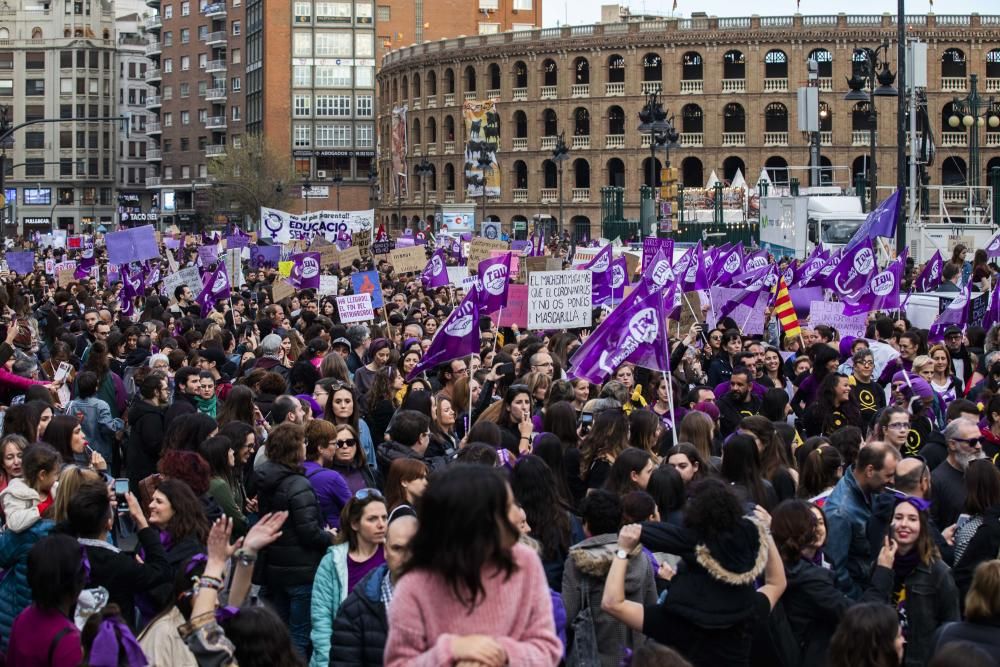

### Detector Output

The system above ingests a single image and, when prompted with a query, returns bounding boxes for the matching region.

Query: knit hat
[295,394,323,418]
[331,336,352,351]
[693,401,721,421]
[368,337,391,359]
[260,333,282,356]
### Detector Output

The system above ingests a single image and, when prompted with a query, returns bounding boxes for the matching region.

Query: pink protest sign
[498,284,528,328]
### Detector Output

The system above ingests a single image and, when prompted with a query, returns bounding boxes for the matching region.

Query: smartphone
[54,361,72,383]
[957,513,971,531]
[496,362,515,379]
[114,478,130,513]
[578,412,594,435]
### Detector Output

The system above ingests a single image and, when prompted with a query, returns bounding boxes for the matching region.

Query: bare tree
[206,133,296,223]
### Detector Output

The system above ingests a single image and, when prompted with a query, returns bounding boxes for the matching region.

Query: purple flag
[712,244,744,286]
[582,245,614,305]
[569,283,672,384]
[914,250,945,292]
[609,256,630,303]
[823,240,876,302]
[196,262,231,317]
[421,249,450,289]
[843,254,905,316]
[406,289,481,381]
[290,252,321,290]
[642,238,674,275]
[983,279,1000,332]
[716,265,778,319]
[928,284,972,343]
[528,226,546,257]
[74,254,96,280]
[743,249,770,273]
[120,264,145,299]
[680,242,710,291]
[844,189,901,252]
[477,252,512,314]
[986,231,1000,258]
[143,260,161,286]
[250,244,281,269]
[582,244,612,273]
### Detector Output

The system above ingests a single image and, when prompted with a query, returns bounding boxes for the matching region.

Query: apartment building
[115,11,157,225]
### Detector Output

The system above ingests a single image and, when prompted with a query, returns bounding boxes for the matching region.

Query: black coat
[717,391,762,438]
[376,440,449,474]
[898,559,961,667]
[148,535,205,612]
[953,505,1000,602]
[329,564,390,667]
[164,391,197,426]
[125,400,167,494]
[253,461,332,588]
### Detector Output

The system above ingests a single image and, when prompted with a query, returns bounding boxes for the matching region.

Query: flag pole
[493,307,502,354]
[661,325,679,449]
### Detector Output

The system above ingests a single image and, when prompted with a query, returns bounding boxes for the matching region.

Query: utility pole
[896,0,908,254]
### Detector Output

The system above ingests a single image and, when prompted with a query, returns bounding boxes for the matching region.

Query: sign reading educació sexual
[259,207,374,244]
[527,270,592,330]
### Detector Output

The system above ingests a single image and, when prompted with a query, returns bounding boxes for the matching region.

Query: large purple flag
[844,189,901,252]
[609,256,629,303]
[986,231,1000,258]
[983,279,1000,332]
[74,254,96,280]
[421,249,450,289]
[406,289,481,381]
[250,244,281,269]
[528,226,546,257]
[289,252,321,290]
[843,253,905,316]
[196,262,231,317]
[712,244,745,286]
[743,249,770,273]
[582,245,614,306]
[823,240,876,302]
[569,283,672,384]
[716,265,778,319]
[913,250,945,292]
[477,252,512,314]
[582,244,612,273]
[680,241,710,291]
[928,284,972,343]
[120,264,145,299]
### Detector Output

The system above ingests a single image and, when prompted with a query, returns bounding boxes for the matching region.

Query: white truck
[759,191,868,259]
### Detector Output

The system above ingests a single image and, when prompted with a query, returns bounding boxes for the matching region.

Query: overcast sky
[543,0,995,26]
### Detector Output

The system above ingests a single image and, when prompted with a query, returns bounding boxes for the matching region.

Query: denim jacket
[823,468,882,600]
[66,396,124,462]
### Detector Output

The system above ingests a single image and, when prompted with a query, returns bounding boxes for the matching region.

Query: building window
[163,31,173,45]
[232,106,240,120]
[25,52,44,69]
[293,94,311,117]
[164,4,173,18]
[478,23,500,34]
[180,82,190,97]
[315,32,351,56]
[293,124,310,147]
[232,48,240,64]
[354,33,373,57]
[198,108,207,122]
[231,76,240,91]
[293,1,311,23]
[512,0,532,9]
[25,131,44,149]
[164,58,173,73]
[316,94,350,117]
[25,79,45,95]
[182,166,190,179]
[356,94,372,117]
[60,77,73,94]
[181,55,190,70]
[316,65,351,87]
[181,110,190,125]
[356,123,373,147]
[181,1,190,15]
[293,65,312,87]
[376,5,389,21]
[180,28,190,43]
[355,66,373,87]
[199,54,207,69]
[232,20,240,34]
[315,125,334,147]
[293,32,311,56]
[355,1,372,23]
[198,25,208,39]
[332,123,351,147]
[0,80,11,96]
[316,1,351,23]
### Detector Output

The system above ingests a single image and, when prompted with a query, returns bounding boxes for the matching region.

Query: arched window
[573,57,589,84]
[391,78,398,103]
[426,117,437,143]
[411,118,421,145]
[401,76,408,99]
[819,102,832,132]
[0,28,8,39]
[513,160,528,189]
[642,157,662,187]
[852,156,870,180]
[681,157,703,187]
[764,50,788,79]
[464,66,477,92]
[444,68,455,94]
[412,73,421,98]
[942,48,966,79]
[723,50,745,80]
[608,106,624,135]
[765,156,789,184]
[942,156,966,186]
[723,103,745,133]
[513,110,527,138]
[543,160,557,188]
[723,156,746,184]
[988,49,1000,79]
[808,48,833,78]
[852,102,872,131]
[765,102,788,132]
[31,27,42,39]
[487,63,501,91]
[643,53,662,81]
[427,70,437,95]
[574,108,590,136]
[444,163,456,190]
[607,54,625,83]
[574,159,590,188]
[514,61,528,88]
[444,115,455,141]
[543,108,558,136]
[682,52,703,80]
[542,59,558,87]
[682,104,702,133]
[607,158,625,188]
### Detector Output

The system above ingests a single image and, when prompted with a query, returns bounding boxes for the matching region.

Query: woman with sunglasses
[311,489,388,667]
[328,423,381,494]
[324,382,378,475]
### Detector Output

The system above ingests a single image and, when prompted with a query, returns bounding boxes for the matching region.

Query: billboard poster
[463,99,500,198]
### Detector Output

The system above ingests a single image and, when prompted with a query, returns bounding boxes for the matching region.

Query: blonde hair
[966,560,1000,621]
[53,466,101,522]
[911,355,934,375]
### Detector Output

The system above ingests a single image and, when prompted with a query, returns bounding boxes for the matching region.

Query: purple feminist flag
[528,226,546,257]
[406,289,481,381]
[421,249,450,289]
[716,265,778,320]
[844,189,901,252]
[582,245,613,305]
[743,249,770,273]
[477,252,512,314]
[569,284,672,384]
[582,244,612,273]
[986,231,1000,258]
[74,255,96,280]
[983,278,1000,332]
[928,284,972,344]
[120,264,145,299]
[608,256,630,304]
[843,254,905,316]
[712,244,744,286]
[289,252,321,290]
[823,240,877,302]
[914,250,945,292]
[143,260,161,286]
[680,241,710,291]
[196,262,231,317]
[250,244,281,269]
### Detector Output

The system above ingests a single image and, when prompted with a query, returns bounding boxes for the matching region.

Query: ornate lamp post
[947,74,1000,208]
[551,131,569,238]
[414,158,433,231]
[637,91,679,232]
[844,41,897,213]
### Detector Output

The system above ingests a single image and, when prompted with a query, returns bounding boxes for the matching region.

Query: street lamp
[301,179,313,215]
[637,91,680,231]
[367,163,380,212]
[414,158,433,232]
[468,145,493,231]
[947,74,999,208]
[844,41,897,213]
[551,132,569,238]
[331,169,343,209]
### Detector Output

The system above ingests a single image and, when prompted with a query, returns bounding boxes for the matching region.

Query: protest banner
[447,266,469,288]
[225,249,245,289]
[5,252,33,275]
[106,225,159,265]
[259,207,374,244]
[498,284,529,328]
[339,245,362,267]
[641,237,673,274]
[318,275,339,296]
[809,300,868,338]
[336,293,375,324]
[271,280,297,302]
[350,271,384,308]
[527,270,592,330]
[390,246,426,274]
[467,238,509,273]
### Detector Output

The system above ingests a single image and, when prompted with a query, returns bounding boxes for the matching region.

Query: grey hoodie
[561,533,658,667]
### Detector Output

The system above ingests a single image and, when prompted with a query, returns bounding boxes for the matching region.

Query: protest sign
[498,284,529,327]
[225,249,245,288]
[371,239,393,256]
[198,245,220,266]
[278,261,294,279]
[250,244,281,269]
[54,261,76,276]
[339,246,362,267]
[57,269,75,288]
[317,244,340,269]
[106,225,159,265]
[641,237,673,274]
[271,280,297,302]
[390,246,426,274]
[492,249,520,282]
[350,271,384,308]
[336,293,375,324]
[352,230,372,257]
[809,300,868,338]
[318,275,339,296]
[572,247,601,267]
[447,266,469,288]
[162,266,201,303]
[259,207,374,244]
[527,270,592,330]
[44,259,55,275]
[523,257,563,274]
[467,238,509,273]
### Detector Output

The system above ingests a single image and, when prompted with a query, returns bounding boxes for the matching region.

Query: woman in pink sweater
[383,464,562,667]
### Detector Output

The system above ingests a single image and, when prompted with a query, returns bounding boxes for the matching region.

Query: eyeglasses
[856,359,875,367]
[332,438,357,448]
[952,436,983,448]
[353,487,384,501]
[886,422,911,431]
[534,361,554,367]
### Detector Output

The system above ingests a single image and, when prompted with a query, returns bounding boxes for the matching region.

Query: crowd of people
[0,233,997,667]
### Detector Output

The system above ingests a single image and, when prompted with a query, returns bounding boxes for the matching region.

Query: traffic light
[660,166,679,232]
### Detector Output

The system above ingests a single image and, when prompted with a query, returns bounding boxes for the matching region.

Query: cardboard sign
[339,246,362,267]
[352,230,372,257]
[371,239,393,256]
[492,249,520,282]
[572,248,601,267]
[318,275,339,296]
[336,293,375,324]
[527,270,592,330]
[523,256,563,274]
[498,284,529,327]
[467,238,509,274]
[808,300,868,338]
[317,244,340,269]
[271,279,297,302]
[390,246,426,274]
[57,269,75,287]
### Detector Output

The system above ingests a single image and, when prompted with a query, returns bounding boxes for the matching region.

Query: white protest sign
[162,266,201,302]
[318,275,339,296]
[447,266,469,288]
[809,300,868,338]
[527,270,592,330]
[336,292,374,324]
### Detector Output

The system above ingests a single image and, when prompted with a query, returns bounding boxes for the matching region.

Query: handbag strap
[47,626,73,666]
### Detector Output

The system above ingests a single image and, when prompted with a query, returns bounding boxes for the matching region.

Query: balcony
[640,134,652,147]
[205,30,226,45]
[146,176,161,187]
[512,189,528,203]
[942,131,967,147]
[986,132,1000,147]
[146,122,161,135]
[411,145,421,156]
[205,144,226,157]
[512,87,527,101]
[444,191,455,203]
[818,77,833,92]
[145,95,161,109]
[205,115,227,129]
[722,132,745,146]
[206,59,227,73]
[605,82,624,96]
[147,149,162,161]
[540,135,557,150]
[411,98,420,110]
[680,133,703,147]
[852,130,875,145]
[485,88,500,100]
[941,77,966,92]
[605,134,624,149]
[426,95,437,108]
[145,68,161,83]
[512,137,527,151]
[571,135,590,150]
[202,1,226,17]
[820,131,833,145]
[641,81,662,94]
[540,188,557,203]
[988,78,1000,93]
[463,91,477,101]
[571,84,589,97]
[444,141,455,153]
[680,80,702,93]
[144,14,161,30]
[144,41,161,56]
[572,188,590,202]
[764,131,788,146]
[722,79,745,93]
[444,93,455,106]
[540,85,557,99]
[764,78,788,92]
[426,143,436,155]
[206,87,226,101]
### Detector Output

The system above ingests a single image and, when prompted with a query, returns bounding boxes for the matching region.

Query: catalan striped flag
[774,277,801,340]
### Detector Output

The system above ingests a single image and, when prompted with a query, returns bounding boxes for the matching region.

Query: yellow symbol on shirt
[858,389,876,411]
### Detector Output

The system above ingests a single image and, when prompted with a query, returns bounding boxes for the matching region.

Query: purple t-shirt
[347,544,386,593]
[302,461,351,529]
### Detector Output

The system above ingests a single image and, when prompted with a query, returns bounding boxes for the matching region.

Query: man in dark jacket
[126,371,169,495]
[164,365,200,425]
[330,514,418,665]
[716,367,762,437]
[377,410,450,472]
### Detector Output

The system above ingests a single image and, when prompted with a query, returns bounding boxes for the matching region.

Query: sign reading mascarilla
[527,270,592,330]
[336,293,374,324]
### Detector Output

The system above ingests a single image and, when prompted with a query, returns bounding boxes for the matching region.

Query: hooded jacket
[329,563,391,667]
[561,534,657,667]
[0,520,54,652]
[126,399,167,493]
[309,542,349,667]
[0,477,42,533]
[376,440,449,474]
